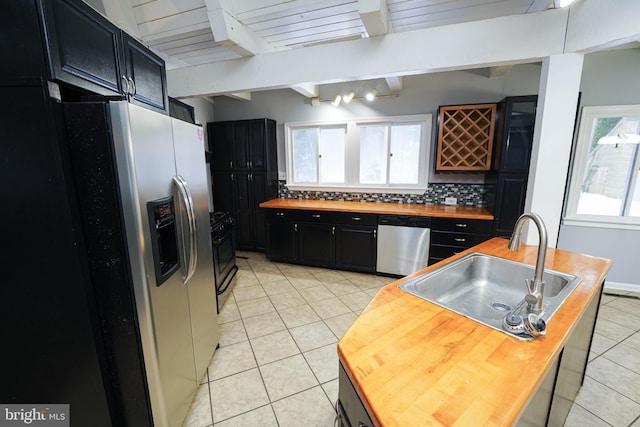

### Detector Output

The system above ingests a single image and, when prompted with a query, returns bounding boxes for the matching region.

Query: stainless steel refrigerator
[63,100,220,426]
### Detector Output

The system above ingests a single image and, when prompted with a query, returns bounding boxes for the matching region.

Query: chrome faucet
[508,212,548,315]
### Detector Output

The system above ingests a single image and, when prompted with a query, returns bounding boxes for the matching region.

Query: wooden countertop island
[337,238,612,427]
[259,198,494,220]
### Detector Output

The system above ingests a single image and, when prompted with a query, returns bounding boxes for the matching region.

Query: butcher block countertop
[338,238,612,427]
[259,198,494,220]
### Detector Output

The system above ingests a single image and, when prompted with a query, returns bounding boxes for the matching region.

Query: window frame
[284,114,432,194]
[564,105,640,230]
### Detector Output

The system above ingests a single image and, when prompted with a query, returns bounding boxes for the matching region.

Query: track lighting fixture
[365,89,377,101]
[331,94,342,107]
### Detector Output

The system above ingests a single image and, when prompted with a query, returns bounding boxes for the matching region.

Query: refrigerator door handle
[173,175,198,284]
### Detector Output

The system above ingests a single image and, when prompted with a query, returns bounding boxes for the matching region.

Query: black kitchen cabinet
[429,217,492,265]
[335,213,377,273]
[264,209,378,273]
[37,0,168,113]
[338,363,374,427]
[298,211,335,267]
[208,119,278,251]
[265,210,298,263]
[492,95,537,237]
[120,32,168,112]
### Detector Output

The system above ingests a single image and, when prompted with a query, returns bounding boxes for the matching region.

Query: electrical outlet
[445,197,457,205]
[278,171,286,180]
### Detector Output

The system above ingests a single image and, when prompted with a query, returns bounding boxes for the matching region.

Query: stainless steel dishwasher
[376,215,431,276]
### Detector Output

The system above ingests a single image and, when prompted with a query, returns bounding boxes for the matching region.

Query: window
[285,115,431,193]
[565,105,640,228]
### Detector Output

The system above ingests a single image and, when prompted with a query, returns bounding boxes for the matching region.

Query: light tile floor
[183,251,640,427]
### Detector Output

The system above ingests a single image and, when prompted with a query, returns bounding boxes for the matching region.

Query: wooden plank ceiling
[127,0,551,65]
[108,0,554,95]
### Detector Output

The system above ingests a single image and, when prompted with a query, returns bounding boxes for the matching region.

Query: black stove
[209,212,237,312]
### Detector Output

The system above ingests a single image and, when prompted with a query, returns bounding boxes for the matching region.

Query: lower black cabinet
[338,363,374,427]
[335,213,377,273]
[299,223,334,267]
[429,217,492,265]
[265,209,377,273]
[265,211,298,262]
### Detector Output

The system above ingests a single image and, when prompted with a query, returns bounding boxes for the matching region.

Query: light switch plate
[445,197,457,205]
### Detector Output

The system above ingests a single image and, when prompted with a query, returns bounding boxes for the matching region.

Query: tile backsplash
[278,181,495,208]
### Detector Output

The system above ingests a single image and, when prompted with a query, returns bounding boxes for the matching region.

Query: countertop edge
[259,198,494,220]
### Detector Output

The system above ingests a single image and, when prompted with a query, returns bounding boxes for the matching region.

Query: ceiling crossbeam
[205,0,278,57]
[359,0,393,36]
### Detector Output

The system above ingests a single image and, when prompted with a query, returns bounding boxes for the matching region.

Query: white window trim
[284,114,432,194]
[564,105,640,230]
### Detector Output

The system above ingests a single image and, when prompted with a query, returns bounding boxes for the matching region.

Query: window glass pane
[629,163,640,217]
[575,116,639,216]
[292,128,317,183]
[389,123,421,184]
[319,127,345,183]
[359,125,388,184]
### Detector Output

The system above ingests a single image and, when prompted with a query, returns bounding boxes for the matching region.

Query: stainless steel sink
[398,253,582,339]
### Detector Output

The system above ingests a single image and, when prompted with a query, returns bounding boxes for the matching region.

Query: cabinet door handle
[250,160,253,169]
[294,224,298,232]
[229,161,233,169]
[373,230,377,239]
[231,173,234,181]
[121,75,130,96]
[128,77,136,96]
[455,223,468,228]
[332,226,335,235]
[454,237,466,242]
[249,173,252,181]
[312,214,321,218]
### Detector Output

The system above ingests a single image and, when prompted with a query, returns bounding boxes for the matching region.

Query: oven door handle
[216,265,238,295]
[173,175,198,284]
[212,229,233,246]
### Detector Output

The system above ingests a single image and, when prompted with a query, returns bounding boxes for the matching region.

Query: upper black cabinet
[121,33,168,112]
[40,0,123,95]
[38,0,168,113]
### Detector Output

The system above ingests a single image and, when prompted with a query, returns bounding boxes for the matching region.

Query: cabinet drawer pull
[373,230,377,238]
[294,224,298,232]
[454,238,466,242]
[276,212,285,216]
[312,214,321,218]
[332,226,335,235]
[352,217,361,221]
[455,223,468,228]
[229,160,233,169]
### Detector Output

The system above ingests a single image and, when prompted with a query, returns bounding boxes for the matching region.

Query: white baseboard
[603,281,640,293]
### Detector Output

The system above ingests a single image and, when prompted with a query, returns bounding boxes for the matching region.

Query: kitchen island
[337,238,612,426]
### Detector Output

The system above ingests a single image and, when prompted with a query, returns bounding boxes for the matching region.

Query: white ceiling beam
[204,0,279,57]
[565,0,640,53]
[488,65,514,78]
[225,92,252,101]
[291,84,319,98]
[359,0,392,36]
[168,9,570,98]
[385,76,403,91]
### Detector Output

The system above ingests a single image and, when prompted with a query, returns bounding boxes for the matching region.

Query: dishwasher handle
[378,215,431,228]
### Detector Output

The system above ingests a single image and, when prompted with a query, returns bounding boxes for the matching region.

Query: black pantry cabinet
[1,1,162,425]
[492,95,538,238]
[208,119,278,251]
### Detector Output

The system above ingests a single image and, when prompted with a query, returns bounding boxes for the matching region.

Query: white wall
[557,48,640,291]
[180,97,216,211]
[211,64,541,183]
